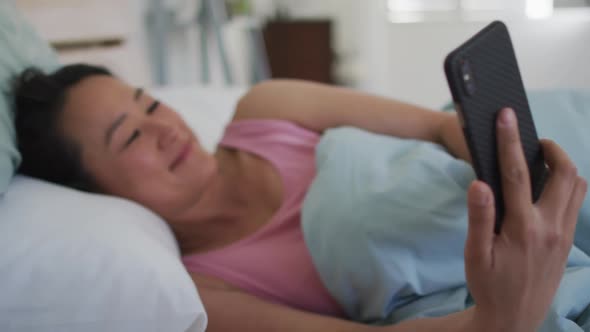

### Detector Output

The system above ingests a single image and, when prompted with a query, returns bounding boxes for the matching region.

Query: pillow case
[0,176,207,332]
[0,2,60,194]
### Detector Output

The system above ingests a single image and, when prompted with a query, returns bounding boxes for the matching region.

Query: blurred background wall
[15,0,590,108]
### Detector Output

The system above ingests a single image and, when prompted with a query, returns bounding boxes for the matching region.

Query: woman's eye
[146,101,159,114]
[124,129,141,148]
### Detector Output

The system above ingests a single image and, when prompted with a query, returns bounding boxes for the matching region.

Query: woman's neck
[171,148,252,255]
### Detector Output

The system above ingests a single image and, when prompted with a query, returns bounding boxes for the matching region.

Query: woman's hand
[437,112,472,163]
[464,108,587,332]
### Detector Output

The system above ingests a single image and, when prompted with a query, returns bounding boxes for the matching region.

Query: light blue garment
[0,2,60,194]
[441,89,590,255]
[528,89,590,256]
[302,90,590,330]
[303,127,475,322]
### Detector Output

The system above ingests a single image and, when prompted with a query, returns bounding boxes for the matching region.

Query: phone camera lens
[460,59,477,96]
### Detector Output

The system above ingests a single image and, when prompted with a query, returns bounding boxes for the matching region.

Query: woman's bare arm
[198,285,479,332]
[234,79,449,142]
[199,286,373,332]
[233,79,470,161]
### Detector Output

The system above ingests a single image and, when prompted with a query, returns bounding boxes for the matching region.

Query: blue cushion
[0,2,60,194]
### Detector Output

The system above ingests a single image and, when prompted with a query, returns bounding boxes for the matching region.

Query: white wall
[356,7,590,109]
[253,0,590,106]
[18,0,153,86]
[32,0,586,98]
[267,0,590,108]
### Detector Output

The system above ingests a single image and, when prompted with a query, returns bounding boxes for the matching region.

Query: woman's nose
[142,119,177,150]
[158,127,177,150]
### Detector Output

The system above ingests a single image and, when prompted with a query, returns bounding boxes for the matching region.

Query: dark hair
[12,64,112,192]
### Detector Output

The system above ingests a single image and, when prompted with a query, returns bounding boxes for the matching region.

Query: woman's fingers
[537,139,579,224]
[465,181,495,269]
[564,177,588,235]
[496,108,532,227]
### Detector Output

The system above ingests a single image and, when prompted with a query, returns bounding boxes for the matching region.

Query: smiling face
[59,75,218,222]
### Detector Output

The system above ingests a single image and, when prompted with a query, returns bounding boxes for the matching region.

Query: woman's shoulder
[221,118,320,145]
[226,117,310,131]
[190,272,241,292]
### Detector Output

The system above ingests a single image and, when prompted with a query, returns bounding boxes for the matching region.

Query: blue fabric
[302,90,590,330]
[442,89,590,255]
[0,2,60,194]
[528,90,590,256]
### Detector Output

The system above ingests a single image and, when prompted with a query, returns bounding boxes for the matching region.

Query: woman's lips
[170,140,193,171]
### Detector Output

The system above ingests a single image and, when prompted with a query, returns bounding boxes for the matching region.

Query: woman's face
[59,75,218,222]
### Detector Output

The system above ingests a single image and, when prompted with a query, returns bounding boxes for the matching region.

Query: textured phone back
[444,21,547,233]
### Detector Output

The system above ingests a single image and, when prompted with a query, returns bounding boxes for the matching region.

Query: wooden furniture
[263,20,333,84]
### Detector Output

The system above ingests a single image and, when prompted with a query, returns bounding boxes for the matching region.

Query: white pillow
[0,176,206,332]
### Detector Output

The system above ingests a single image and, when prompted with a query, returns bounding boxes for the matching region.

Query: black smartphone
[444,20,548,234]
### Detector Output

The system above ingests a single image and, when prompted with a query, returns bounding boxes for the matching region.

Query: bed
[3,2,590,331]
[0,4,245,329]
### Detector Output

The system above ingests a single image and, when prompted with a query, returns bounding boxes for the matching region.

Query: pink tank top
[182,119,345,317]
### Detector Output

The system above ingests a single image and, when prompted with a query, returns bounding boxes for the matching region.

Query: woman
[13,64,586,332]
